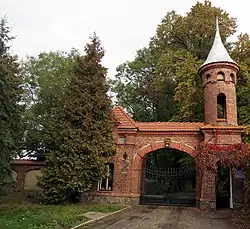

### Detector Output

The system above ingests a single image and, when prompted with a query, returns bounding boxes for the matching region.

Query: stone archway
[24,169,42,191]
[131,141,199,204]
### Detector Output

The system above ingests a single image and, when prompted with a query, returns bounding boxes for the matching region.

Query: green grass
[0,204,123,229]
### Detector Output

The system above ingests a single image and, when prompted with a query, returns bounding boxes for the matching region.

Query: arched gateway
[142,149,196,205]
[132,141,198,206]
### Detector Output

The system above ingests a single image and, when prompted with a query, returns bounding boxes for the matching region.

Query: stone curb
[69,206,132,229]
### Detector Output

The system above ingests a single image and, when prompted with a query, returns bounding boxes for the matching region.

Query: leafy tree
[168,50,203,121]
[231,34,250,125]
[112,1,239,122]
[112,47,177,122]
[21,50,79,159]
[39,34,115,204]
[0,17,24,195]
[151,2,236,60]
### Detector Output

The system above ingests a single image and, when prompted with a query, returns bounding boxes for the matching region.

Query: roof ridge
[136,121,204,124]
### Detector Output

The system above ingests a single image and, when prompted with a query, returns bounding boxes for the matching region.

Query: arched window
[230,73,235,83]
[217,93,226,119]
[206,74,211,82]
[217,71,225,81]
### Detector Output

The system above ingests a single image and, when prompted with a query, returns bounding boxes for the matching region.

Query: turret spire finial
[216,16,219,32]
[198,16,238,72]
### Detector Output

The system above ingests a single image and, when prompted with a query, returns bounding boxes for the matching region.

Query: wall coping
[11,159,45,166]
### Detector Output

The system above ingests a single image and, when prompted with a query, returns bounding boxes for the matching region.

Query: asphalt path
[84,206,235,229]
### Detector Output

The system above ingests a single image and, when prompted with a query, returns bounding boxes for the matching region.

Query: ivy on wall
[195,128,250,206]
[197,142,249,173]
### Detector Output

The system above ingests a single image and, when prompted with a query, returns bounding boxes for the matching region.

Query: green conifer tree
[39,34,115,204]
[0,17,23,196]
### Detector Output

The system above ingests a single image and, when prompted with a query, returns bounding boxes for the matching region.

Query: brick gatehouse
[87,19,245,209]
[12,19,246,209]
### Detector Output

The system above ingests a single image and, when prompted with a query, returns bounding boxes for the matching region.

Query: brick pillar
[16,168,26,192]
[200,168,216,210]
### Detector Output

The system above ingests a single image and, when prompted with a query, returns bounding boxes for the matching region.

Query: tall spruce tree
[39,34,115,204]
[0,17,23,196]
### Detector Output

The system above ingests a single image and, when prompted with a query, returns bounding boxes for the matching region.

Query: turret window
[230,73,235,83]
[217,72,225,81]
[217,93,226,119]
[206,74,211,82]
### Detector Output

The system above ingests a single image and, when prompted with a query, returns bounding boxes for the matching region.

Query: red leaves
[196,142,250,173]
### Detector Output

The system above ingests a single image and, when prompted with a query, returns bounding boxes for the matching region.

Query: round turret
[199,18,239,126]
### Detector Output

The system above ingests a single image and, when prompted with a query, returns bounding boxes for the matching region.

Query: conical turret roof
[199,17,237,70]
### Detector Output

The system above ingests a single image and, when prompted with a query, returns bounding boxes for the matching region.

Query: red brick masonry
[12,106,245,208]
[86,106,244,208]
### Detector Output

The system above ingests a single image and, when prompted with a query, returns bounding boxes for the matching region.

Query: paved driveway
[86,206,235,229]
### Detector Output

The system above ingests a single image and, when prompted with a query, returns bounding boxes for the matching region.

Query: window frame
[217,93,227,119]
[217,71,225,81]
[206,74,212,83]
[97,163,114,191]
[117,136,126,144]
[230,73,235,83]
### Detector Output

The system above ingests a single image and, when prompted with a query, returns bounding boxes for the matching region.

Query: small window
[217,72,225,81]
[230,73,235,83]
[118,136,126,144]
[217,93,226,119]
[206,74,211,82]
[98,163,114,191]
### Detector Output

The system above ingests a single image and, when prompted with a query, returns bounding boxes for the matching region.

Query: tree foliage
[21,50,79,158]
[232,34,250,125]
[111,0,250,123]
[0,17,24,195]
[38,34,115,204]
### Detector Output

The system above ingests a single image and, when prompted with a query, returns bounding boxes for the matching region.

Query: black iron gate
[140,164,196,206]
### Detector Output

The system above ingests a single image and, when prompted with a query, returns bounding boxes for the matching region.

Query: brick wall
[12,115,245,209]
[12,126,245,209]
[89,123,244,209]
[90,130,203,205]
[11,160,45,192]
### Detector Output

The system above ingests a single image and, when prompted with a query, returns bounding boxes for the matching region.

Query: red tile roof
[137,122,204,132]
[112,106,203,131]
[200,125,245,130]
[112,106,137,129]
[112,106,245,132]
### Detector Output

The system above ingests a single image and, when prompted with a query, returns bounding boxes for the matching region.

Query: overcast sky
[1,0,250,78]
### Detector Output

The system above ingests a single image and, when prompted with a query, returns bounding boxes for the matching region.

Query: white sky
[1,0,250,78]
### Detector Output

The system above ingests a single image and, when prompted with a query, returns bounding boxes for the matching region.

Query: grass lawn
[0,204,124,229]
